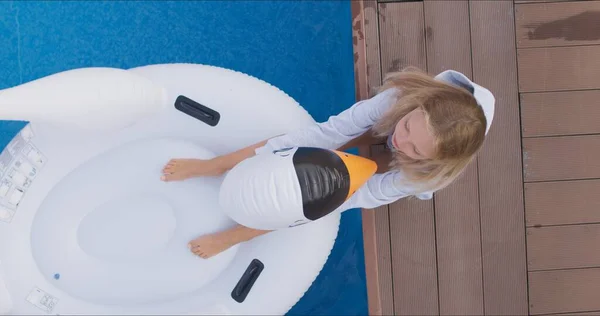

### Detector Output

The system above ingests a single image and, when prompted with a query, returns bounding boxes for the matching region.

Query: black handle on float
[174,95,220,126]
[231,259,264,303]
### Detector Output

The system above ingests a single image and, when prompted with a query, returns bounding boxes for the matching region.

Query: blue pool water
[0,1,367,315]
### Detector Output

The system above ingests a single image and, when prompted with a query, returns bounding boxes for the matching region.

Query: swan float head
[0,67,167,131]
[219,146,378,230]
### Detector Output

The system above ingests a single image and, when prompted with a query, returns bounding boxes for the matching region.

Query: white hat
[435,70,495,135]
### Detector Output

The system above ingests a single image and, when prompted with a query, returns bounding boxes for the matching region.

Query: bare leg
[161,139,269,182]
[161,159,215,181]
[189,225,270,259]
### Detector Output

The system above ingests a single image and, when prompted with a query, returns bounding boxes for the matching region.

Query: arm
[337,171,434,211]
[254,88,400,155]
[213,89,427,211]
[211,88,399,173]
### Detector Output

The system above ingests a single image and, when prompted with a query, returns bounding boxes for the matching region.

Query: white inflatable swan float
[0,64,377,315]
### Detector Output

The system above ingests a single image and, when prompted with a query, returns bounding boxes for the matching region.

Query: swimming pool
[0,1,367,314]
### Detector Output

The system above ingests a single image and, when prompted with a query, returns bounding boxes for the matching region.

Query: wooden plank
[515,0,572,3]
[529,268,600,315]
[352,0,369,103]
[523,135,600,182]
[521,90,600,137]
[527,224,600,271]
[518,45,600,92]
[546,311,600,316]
[423,1,483,315]
[360,206,385,316]
[378,2,426,75]
[388,199,438,315]
[378,0,427,2]
[525,179,600,226]
[378,2,439,315]
[371,205,394,316]
[469,1,529,314]
[515,1,600,48]
[355,1,394,315]
[367,145,395,316]
[364,0,382,98]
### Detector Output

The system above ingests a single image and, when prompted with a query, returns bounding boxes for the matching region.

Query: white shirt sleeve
[254,88,400,154]
[335,171,434,212]
[254,87,435,211]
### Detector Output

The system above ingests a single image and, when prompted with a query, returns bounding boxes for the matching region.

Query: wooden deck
[351,0,600,315]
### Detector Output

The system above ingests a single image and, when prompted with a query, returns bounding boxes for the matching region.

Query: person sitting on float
[161,67,495,259]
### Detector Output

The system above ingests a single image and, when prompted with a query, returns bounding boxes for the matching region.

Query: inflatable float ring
[0,64,340,315]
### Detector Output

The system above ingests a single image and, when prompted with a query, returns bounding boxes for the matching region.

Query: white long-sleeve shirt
[254,88,435,212]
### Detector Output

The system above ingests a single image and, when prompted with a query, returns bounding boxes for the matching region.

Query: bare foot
[161,158,212,182]
[188,230,238,259]
[188,225,271,259]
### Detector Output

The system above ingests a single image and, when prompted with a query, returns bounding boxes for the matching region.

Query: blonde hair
[372,67,487,192]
